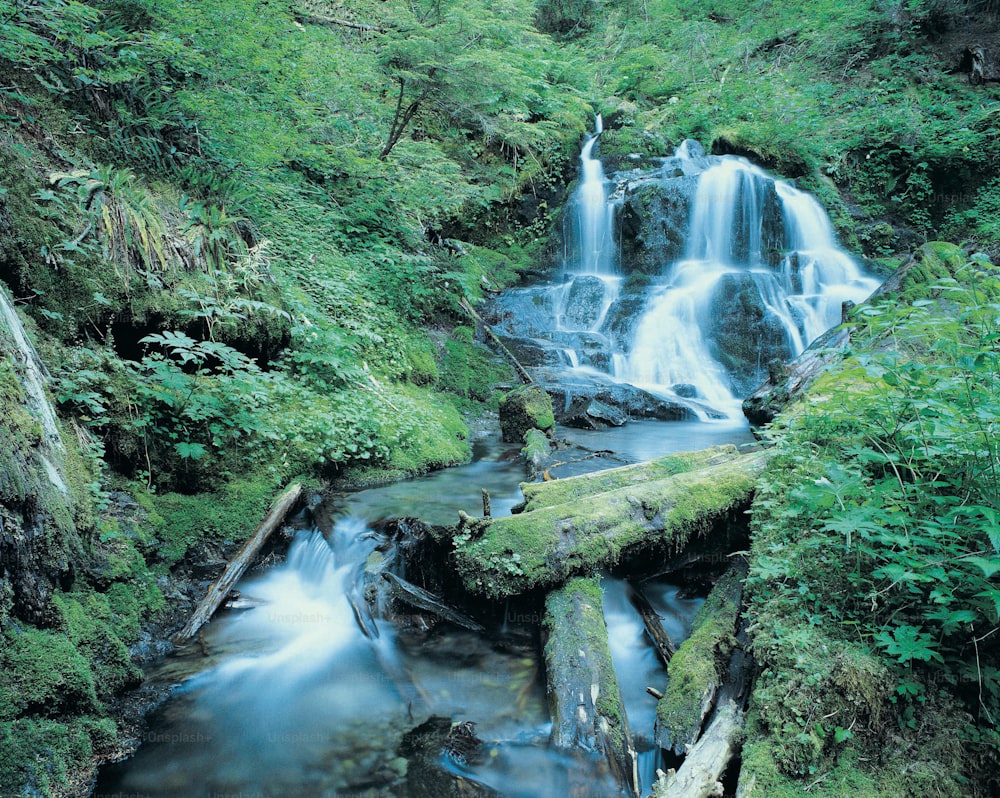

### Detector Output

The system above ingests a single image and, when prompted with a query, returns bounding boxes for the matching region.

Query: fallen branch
[295,12,385,33]
[172,484,302,645]
[628,582,676,667]
[458,296,534,385]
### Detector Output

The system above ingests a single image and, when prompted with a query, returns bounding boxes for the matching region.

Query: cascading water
[0,284,69,494]
[483,134,880,425]
[618,149,879,419]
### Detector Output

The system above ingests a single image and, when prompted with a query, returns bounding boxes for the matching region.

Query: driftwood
[172,484,302,645]
[655,562,746,753]
[453,449,771,599]
[458,296,534,385]
[543,578,639,798]
[627,582,676,667]
[381,571,485,632]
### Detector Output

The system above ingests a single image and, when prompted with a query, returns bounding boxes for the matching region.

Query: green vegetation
[744,246,1000,794]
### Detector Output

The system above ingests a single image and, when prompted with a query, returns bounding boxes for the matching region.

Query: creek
[95,121,874,798]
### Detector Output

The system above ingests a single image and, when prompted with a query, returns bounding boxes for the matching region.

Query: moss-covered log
[516,444,745,512]
[543,578,637,797]
[653,698,744,798]
[655,563,745,753]
[453,449,770,598]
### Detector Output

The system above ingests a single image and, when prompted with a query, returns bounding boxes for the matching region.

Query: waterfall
[482,134,879,426]
[616,145,879,419]
[0,284,68,494]
[574,115,618,276]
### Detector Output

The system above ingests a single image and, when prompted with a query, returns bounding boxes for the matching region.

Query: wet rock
[561,275,608,329]
[619,175,697,272]
[498,385,555,443]
[708,272,793,396]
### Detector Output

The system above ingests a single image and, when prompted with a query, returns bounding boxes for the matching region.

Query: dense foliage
[745,245,1000,795]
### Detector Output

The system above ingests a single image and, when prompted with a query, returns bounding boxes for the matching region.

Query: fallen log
[655,561,746,753]
[543,578,638,798]
[652,698,744,798]
[627,582,676,667]
[516,444,745,513]
[453,449,770,599]
[172,483,302,645]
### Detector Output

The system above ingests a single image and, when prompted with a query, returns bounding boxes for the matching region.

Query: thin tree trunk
[172,483,302,644]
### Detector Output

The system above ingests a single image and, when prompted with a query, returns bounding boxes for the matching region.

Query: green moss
[403,333,440,386]
[520,427,551,466]
[520,445,741,512]
[440,332,514,409]
[140,476,275,565]
[0,714,117,797]
[543,578,629,755]
[455,449,770,597]
[498,384,555,443]
[655,566,742,747]
[0,627,99,718]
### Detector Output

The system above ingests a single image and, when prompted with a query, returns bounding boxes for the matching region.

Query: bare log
[543,578,639,798]
[627,582,676,666]
[655,562,746,753]
[453,449,771,599]
[172,484,302,645]
[653,699,744,798]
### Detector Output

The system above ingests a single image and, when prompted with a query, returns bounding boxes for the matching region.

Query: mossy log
[516,444,745,513]
[655,562,746,753]
[172,483,302,644]
[543,578,638,797]
[453,449,770,599]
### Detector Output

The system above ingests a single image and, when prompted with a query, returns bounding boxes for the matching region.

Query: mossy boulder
[498,384,555,443]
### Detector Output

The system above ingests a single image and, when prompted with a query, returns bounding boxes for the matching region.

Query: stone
[498,384,555,443]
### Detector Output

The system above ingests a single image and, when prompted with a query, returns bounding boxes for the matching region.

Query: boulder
[498,384,555,443]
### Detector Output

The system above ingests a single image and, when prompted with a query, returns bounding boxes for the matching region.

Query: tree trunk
[172,483,302,645]
[543,578,639,798]
[453,449,771,598]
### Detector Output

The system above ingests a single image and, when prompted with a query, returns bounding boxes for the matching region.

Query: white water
[575,115,618,276]
[617,146,879,419]
[0,284,68,494]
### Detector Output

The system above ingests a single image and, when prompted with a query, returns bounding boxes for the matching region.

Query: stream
[95,423,747,798]
[96,119,874,797]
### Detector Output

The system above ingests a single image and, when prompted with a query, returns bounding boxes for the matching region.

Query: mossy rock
[498,384,555,443]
